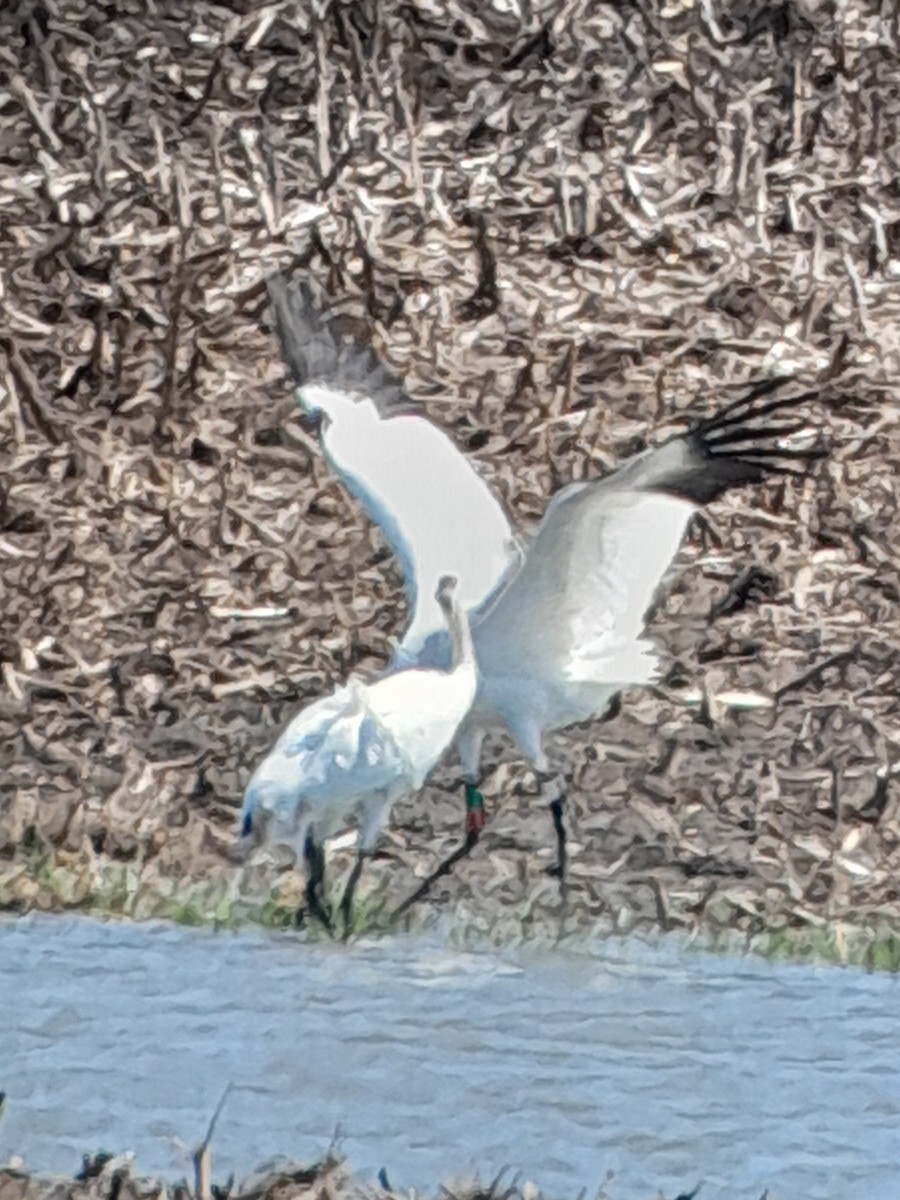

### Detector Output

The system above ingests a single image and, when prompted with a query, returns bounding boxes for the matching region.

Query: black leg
[339,851,367,939]
[390,782,486,922]
[302,831,334,935]
[545,794,567,889]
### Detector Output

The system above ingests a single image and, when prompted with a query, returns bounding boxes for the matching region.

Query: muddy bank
[0,1155,360,1200]
[1,0,899,955]
[0,1154,694,1200]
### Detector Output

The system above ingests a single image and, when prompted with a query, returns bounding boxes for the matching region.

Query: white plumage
[451,488,696,775]
[241,574,476,932]
[301,382,519,661]
[266,277,826,903]
[267,283,519,662]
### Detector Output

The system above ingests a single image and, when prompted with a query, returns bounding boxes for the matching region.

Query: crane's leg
[506,716,568,897]
[540,775,568,894]
[548,795,567,883]
[390,782,486,920]
[339,850,368,939]
[465,779,487,837]
[343,791,394,936]
[302,831,334,935]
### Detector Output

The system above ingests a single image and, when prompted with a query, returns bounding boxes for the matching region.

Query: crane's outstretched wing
[470,378,828,734]
[267,277,519,661]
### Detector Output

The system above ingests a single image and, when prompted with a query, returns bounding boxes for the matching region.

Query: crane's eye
[297,408,325,437]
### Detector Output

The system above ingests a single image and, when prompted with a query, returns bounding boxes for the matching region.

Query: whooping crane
[240,574,477,934]
[266,278,828,911]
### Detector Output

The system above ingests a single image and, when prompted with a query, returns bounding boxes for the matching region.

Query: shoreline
[0,1152,689,1200]
[4,849,900,973]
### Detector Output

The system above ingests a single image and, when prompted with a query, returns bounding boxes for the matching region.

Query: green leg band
[465,782,485,833]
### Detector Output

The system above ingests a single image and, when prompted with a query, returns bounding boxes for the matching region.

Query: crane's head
[238,748,309,855]
[435,574,459,612]
[296,382,369,432]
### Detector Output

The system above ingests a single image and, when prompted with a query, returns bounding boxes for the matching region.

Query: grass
[6,853,900,972]
[698,917,900,973]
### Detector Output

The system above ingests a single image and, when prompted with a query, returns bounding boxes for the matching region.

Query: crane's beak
[296,407,324,437]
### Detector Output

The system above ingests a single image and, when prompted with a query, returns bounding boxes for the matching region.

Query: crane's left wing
[268,277,519,661]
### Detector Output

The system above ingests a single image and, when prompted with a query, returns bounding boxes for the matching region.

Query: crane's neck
[444,593,475,672]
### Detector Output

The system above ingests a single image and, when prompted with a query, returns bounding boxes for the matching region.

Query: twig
[774,646,860,701]
[842,248,872,338]
[11,75,62,153]
[238,126,277,235]
[1,340,63,444]
[209,605,293,620]
[315,23,333,182]
[155,161,191,440]
[193,1083,234,1200]
[184,52,223,129]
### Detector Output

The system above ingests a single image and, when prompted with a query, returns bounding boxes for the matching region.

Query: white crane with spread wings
[266,277,827,914]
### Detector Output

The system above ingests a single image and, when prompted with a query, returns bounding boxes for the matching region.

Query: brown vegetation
[1,0,899,949]
[0,1155,666,1200]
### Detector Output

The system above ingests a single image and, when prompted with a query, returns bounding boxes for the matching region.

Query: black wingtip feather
[699,383,821,438]
[704,418,815,449]
[650,376,833,505]
[266,273,409,412]
[711,443,827,461]
[691,381,830,499]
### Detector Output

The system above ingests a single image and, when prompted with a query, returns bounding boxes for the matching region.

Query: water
[3,916,899,1199]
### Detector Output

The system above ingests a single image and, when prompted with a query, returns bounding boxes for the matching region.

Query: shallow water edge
[9,914,900,1199]
[4,851,900,973]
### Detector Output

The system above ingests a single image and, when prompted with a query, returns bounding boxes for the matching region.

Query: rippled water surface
[4,916,900,1199]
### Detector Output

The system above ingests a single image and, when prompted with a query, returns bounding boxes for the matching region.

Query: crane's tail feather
[267,275,405,409]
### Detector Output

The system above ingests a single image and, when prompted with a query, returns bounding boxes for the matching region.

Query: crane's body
[438,488,695,774]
